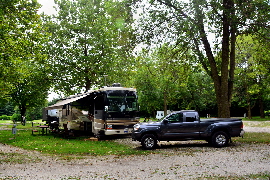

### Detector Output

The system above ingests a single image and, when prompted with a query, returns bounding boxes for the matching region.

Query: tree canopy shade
[0,0,51,119]
[133,0,270,117]
[43,0,136,95]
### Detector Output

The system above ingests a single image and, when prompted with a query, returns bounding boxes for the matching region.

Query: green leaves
[44,0,135,94]
[233,35,270,118]
[0,0,51,117]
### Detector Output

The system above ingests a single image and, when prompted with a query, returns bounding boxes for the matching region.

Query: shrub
[11,113,21,121]
[0,115,10,120]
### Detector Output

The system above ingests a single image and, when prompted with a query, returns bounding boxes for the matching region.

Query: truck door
[179,112,200,139]
[161,113,184,140]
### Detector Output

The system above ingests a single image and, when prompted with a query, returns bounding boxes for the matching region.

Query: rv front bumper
[104,128,132,135]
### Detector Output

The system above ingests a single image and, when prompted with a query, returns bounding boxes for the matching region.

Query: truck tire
[141,134,157,150]
[211,131,229,148]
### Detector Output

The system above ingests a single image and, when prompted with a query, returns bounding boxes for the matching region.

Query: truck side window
[168,113,183,123]
[186,112,196,122]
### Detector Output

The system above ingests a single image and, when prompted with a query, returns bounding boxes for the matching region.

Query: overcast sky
[38,0,56,15]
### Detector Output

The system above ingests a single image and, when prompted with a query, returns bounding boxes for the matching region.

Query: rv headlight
[133,124,140,131]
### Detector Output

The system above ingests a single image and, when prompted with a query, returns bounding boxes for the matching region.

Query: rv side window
[186,112,197,122]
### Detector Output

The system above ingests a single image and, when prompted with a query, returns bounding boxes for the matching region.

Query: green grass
[242,116,270,121]
[0,129,149,157]
[0,120,43,129]
[233,132,270,144]
[244,121,270,128]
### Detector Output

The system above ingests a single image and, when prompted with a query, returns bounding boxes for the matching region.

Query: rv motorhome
[43,84,140,137]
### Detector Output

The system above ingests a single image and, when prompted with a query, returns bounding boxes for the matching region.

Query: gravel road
[0,122,269,180]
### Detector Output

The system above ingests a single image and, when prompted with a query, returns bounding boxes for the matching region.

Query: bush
[0,115,10,120]
[11,113,21,121]
[264,110,270,117]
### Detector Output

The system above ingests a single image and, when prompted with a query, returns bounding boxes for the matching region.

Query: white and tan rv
[43,83,140,137]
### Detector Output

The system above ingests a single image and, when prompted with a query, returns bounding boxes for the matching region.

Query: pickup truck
[132,110,245,149]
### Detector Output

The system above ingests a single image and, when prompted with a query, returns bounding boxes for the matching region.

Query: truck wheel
[211,131,229,148]
[141,134,157,150]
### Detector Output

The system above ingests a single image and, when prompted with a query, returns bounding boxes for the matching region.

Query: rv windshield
[107,95,138,112]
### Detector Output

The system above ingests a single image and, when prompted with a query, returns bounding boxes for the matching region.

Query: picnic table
[39,125,49,135]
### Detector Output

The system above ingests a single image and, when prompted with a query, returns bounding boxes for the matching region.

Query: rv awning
[45,94,89,110]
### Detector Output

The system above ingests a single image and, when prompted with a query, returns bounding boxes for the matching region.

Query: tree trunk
[19,105,27,121]
[259,95,265,118]
[194,0,234,118]
[163,91,168,116]
[247,104,252,119]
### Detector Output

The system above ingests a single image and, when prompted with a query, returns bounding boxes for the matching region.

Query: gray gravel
[0,124,269,179]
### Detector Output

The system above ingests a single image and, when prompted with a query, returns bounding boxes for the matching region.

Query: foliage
[11,113,21,121]
[184,72,216,114]
[134,44,217,116]
[233,35,270,118]
[133,0,270,117]
[0,0,48,96]
[0,101,15,116]
[43,0,136,95]
[134,44,192,115]
[0,0,51,119]
[0,115,11,120]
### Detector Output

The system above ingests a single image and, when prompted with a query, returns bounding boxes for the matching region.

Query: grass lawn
[242,116,270,121]
[0,122,150,157]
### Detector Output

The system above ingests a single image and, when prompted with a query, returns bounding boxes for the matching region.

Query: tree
[43,0,136,95]
[134,44,191,116]
[0,101,15,116]
[234,35,270,118]
[0,0,51,121]
[133,0,270,117]
[9,64,50,121]
[184,72,216,115]
[0,0,47,97]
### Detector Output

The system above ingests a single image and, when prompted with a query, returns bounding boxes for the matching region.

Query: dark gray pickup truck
[132,110,245,149]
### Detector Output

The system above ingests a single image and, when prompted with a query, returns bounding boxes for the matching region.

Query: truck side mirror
[163,119,168,124]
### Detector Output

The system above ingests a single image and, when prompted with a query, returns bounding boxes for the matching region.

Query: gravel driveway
[0,123,269,179]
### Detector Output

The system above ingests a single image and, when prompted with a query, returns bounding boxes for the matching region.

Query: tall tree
[134,44,191,116]
[134,0,270,117]
[0,0,44,98]
[10,64,50,119]
[234,35,270,118]
[0,0,51,120]
[43,0,135,95]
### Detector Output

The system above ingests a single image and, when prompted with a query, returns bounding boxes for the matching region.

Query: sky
[38,1,58,101]
[38,0,57,15]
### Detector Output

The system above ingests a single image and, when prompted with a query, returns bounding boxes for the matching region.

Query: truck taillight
[241,122,244,129]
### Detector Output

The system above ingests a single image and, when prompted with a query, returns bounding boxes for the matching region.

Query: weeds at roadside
[0,152,42,164]
[198,171,270,179]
